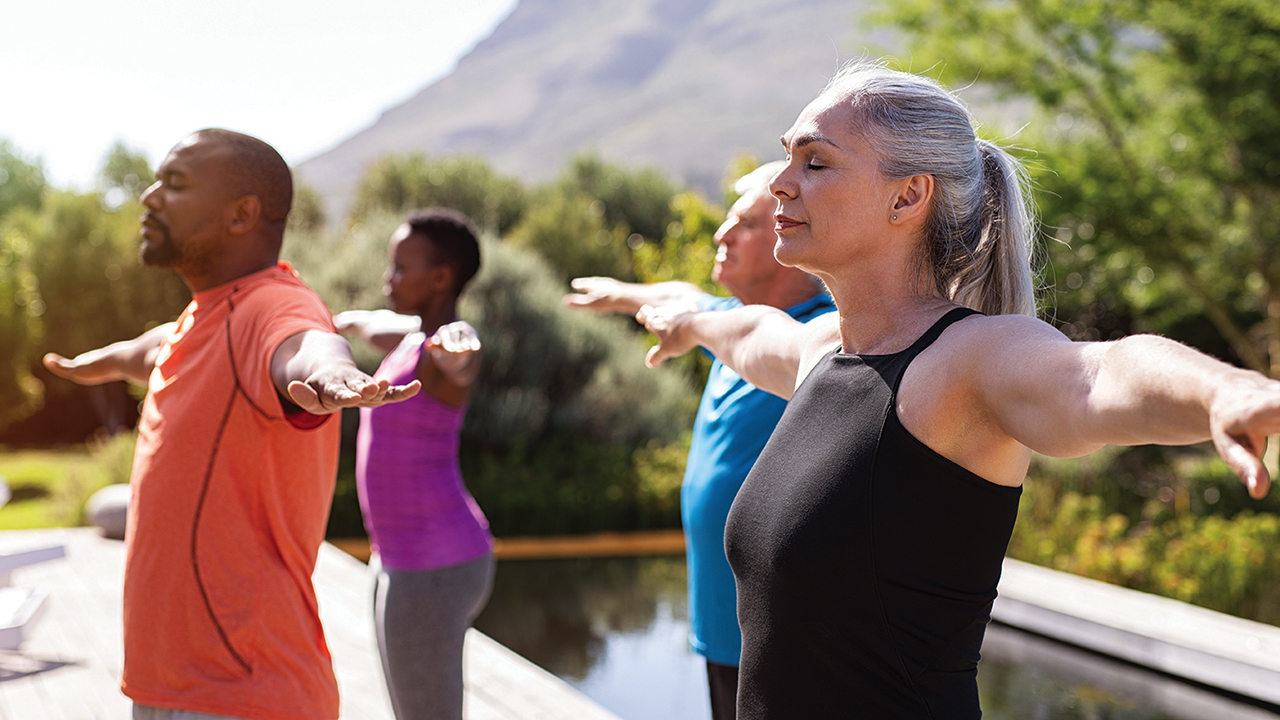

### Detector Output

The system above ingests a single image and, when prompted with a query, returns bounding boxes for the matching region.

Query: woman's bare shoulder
[795,313,842,386]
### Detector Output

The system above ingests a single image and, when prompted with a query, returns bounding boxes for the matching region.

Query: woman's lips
[774,213,803,232]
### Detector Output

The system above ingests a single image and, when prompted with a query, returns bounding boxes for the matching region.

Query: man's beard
[139,218,182,268]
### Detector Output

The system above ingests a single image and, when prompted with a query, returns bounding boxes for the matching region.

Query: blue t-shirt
[682,291,836,666]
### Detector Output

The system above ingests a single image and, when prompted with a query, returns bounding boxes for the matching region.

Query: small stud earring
[892,214,898,221]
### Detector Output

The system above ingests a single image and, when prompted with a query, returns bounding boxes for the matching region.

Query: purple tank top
[356,333,493,570]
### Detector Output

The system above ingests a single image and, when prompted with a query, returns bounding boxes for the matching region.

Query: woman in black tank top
[637,62,1280,719]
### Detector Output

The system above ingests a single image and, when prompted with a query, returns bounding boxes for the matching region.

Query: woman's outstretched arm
[953,315,1280,498]
[333,309,422,353]
[638,303,839,399]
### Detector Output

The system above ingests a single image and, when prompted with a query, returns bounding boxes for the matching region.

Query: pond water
[472,555,1280,720]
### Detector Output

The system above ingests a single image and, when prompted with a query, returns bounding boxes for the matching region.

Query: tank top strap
[884,307,981,393]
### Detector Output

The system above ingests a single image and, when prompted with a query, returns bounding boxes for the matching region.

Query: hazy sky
[2,0,518,190]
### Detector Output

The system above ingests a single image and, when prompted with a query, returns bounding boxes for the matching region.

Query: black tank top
[724,308,1022,719]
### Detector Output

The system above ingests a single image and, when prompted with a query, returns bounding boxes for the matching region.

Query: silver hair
[733,160,787,199]
[822,62,1037,317]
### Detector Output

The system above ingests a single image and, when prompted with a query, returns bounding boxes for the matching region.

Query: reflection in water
[980,624,1280,720]
[473,556,689,679]
[474,556,1280,720]
[474,556,710,720]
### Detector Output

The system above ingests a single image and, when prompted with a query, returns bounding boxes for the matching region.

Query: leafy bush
[348,154,527,236]
[1,187,190,440]
[506,184,635,283]
[557,153,679,243]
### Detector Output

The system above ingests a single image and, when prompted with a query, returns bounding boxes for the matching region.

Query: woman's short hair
[403,208,482,295]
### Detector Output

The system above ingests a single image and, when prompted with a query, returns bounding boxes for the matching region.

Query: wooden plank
[313,543,395,720]
[0,528,623,720]
[0,528,129,720]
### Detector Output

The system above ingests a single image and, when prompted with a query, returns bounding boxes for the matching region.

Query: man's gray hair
[733,160,787,199]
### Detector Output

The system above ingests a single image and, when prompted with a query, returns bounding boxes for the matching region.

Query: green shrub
[58,431,136,526]
[348,154,527,236]
[463,432,689,537]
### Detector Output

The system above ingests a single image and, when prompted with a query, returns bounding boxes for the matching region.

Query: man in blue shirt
[564,162,834,720]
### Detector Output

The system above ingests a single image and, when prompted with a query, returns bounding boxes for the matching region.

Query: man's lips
[140,214,167,238]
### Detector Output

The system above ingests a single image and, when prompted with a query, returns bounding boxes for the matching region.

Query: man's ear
[889,174,933,224]
[228,195,263,236]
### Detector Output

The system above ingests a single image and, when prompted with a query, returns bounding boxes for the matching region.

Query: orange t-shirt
[121,263,342,720]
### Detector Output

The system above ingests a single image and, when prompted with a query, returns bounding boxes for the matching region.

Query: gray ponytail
[824,63,1037,316]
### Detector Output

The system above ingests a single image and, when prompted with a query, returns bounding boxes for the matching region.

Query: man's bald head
[732,160,786,206]
[140,129,297,291]
[185,128,293,230]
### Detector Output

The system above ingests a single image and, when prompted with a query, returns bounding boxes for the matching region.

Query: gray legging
[372,552,496,720]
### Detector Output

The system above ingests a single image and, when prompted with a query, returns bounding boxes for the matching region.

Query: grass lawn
[0,438,134,530]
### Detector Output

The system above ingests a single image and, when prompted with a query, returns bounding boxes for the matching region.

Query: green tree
[0,190,190,438]
[97,141,152,207]
[507,183,635,282]
[0,217,43,429]
[0,140,47,218]
[507,155,683,284]
[348,154,526,235]
[631,190,722,291]
[561,153,679,243]
[287,184,328,235]
[879,0,1280,374]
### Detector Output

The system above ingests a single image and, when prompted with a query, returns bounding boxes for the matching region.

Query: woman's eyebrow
[781,131,839,152]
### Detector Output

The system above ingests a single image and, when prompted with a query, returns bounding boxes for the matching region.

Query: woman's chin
[773,240,809,270]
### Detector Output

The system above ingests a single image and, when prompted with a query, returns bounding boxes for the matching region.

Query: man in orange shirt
[44,129,418,720]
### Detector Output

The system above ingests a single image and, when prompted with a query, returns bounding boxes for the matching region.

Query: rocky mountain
[297,0,902,220]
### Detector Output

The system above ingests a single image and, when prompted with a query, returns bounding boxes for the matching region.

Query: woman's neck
[822,261,953,355]
[415,297,460,336]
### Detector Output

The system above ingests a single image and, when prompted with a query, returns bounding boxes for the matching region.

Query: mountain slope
[297,0,896,219]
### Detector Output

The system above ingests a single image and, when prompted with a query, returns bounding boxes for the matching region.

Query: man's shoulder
[787,292,836,323]
[699,294,742,312]
[231,265,328,317]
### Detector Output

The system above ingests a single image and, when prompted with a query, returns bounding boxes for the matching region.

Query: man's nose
[140,181,161,208]
[715,221,737,245]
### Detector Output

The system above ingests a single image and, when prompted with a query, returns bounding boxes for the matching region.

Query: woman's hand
[426,321,483,387]
[1207,373,1280,499]
[637,304,702,367]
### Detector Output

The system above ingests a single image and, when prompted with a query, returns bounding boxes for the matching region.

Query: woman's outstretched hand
[426,321,483,386]
[637,304,701,367]
[1208,373,1280,499]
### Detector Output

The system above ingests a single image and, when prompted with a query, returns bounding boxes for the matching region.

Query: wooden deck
[0,528,622,720]
[993,557,1280,710]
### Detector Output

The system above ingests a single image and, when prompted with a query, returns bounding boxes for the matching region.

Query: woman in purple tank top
[336,208,494,720]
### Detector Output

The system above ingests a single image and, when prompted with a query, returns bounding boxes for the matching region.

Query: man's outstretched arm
[43,322,177,387]
[272,330,420,414]
[563,277,705,316]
